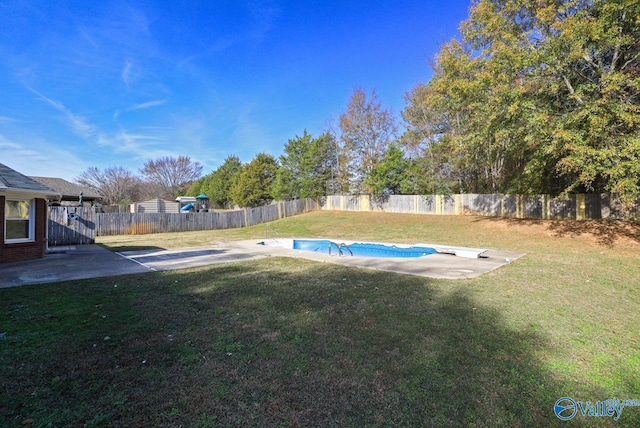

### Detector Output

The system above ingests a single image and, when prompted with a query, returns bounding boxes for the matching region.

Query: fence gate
[48,206,96,246]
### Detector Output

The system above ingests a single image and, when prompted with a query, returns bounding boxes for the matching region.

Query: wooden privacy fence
[320,193,639,220]
[48,206,96,245]
[49,193,636,243]
[94,198,319,236]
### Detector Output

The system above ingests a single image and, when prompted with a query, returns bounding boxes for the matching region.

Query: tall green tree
[404,0,640,203]
[271,168,296,201]
[230,153,278,207]
[272,130,313,200]
[186,177,205,198]
[188,155,243,208]
[364,144,415,196]
[536,0,640,202]
[401,81,468,194]
[339,88,397,193]
[272,130,338,200]
[309,131,341,196]
[210,155,243,208]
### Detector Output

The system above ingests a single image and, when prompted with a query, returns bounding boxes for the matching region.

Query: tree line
[75,156,202,205]
[78,0,639,208]
[186,87,407,208]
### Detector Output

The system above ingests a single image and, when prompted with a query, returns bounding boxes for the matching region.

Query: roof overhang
[1,187,61,199]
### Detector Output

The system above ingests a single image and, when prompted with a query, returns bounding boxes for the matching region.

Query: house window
[5,199,35,242]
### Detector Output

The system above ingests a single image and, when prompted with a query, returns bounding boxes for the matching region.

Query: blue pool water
[293,239,437,258]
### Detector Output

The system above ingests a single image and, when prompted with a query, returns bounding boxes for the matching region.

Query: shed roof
[29,176,101,200]
[0,163,59,197]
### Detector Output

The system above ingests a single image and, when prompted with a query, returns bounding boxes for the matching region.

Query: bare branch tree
[139,156,203,199]
[74,166,140,205]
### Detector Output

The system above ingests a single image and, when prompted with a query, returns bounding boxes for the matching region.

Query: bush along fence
[319,193,639,220]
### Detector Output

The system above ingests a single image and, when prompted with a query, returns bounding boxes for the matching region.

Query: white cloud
[0,138,23,151]
[247,0,281,41]
[23,86,175,164]
[0,116,19,124]
[96,130,168,160]
[121,60,133,86]
[0,134,87,181]
[26,87,94,138]
[128,99,167,110]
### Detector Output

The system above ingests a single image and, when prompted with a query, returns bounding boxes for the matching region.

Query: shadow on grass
[0,259,630,427]
[475,216,640,246]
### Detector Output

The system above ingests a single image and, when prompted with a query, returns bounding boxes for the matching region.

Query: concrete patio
[0,240,525,288]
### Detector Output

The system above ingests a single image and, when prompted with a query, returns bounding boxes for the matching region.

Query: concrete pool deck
[121,239,524,280]
[0,240,525,288]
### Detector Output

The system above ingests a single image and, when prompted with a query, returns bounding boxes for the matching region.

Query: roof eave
[1,187,61,199]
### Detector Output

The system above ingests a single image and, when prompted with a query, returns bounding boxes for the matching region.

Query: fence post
[516,195,522,218]
[360,194,370,211]
[576,194,586,220]
[454,194,463,215]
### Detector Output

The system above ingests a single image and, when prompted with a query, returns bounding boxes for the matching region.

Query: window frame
[4,198,35,243]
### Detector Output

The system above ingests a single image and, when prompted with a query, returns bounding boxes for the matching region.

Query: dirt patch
[479,217,640,250]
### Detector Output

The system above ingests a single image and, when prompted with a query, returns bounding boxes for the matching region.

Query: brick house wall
[0,196,48,263]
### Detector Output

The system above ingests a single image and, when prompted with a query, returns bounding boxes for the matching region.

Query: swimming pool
[292,239,437,258]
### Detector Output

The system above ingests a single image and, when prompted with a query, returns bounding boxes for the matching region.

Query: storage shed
[132,198,180,213]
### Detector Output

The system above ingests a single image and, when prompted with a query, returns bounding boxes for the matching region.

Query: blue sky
[1,0,470,181]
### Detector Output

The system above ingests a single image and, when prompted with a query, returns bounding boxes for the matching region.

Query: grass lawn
[1,211,639,427]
